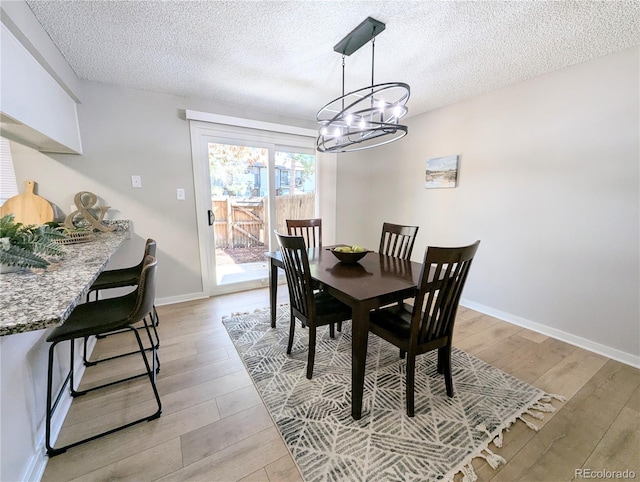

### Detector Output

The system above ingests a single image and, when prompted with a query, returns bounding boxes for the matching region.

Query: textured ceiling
[25,0,640,122]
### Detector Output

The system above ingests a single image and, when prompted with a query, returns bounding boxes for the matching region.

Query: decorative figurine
[64,191,116,232]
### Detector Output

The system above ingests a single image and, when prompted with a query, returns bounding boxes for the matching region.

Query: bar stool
[88,238,159,324]
[46,256,162,456]
[83,239,160,367]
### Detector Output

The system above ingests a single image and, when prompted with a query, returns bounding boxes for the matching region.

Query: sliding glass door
[208,141,270,287]
[191,122,316,295]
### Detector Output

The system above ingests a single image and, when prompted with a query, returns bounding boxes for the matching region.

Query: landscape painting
[425,155,459,188]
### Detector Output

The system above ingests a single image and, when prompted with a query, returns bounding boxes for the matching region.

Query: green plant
[0,214,67,269]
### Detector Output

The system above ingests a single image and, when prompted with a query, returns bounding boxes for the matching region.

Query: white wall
[337,47,639,366]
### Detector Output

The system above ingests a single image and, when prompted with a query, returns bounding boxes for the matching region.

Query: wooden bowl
[329,248,369,264]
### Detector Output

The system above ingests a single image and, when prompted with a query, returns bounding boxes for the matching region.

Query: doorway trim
[188,115,318,296]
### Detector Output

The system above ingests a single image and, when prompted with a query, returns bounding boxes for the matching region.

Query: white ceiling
[25,1,640,123]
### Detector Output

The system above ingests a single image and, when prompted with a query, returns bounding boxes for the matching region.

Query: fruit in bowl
[330,245,370,264]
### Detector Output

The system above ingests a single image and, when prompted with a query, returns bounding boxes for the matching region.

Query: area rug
[222,305,564,482]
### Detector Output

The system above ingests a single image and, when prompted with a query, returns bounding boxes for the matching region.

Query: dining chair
[286,218,324,328]
[45,255,162,456]
[276,232,352,379]
[379,222,420,308]
[379,222,419,260]
[286,218,322,248]
[83,238,160,368]
[368,240,480,416]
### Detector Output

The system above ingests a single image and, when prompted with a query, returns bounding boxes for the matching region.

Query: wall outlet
[131,175,142,188]
[176,188,185,200]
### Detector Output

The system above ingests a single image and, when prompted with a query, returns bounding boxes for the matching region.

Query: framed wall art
[425,154,459,189]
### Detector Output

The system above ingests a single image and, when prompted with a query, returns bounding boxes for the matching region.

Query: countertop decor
[0,220,130,336]
[0,214,67,270]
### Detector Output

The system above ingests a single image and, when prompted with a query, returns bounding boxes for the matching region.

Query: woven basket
[55,231,96,244]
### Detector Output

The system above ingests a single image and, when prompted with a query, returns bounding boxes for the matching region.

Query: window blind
[0,138,19,205]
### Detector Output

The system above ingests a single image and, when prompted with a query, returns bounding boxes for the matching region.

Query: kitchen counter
[0,220,130,336]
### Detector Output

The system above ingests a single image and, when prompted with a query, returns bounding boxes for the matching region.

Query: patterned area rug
[222,305,563,482]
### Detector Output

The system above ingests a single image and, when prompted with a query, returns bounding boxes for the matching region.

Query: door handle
[208,210,215,226]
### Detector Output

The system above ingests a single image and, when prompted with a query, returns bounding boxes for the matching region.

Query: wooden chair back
[286,218,322,249]
[379,222,419,260]
[413,241,480,345]
[276,232,315,319]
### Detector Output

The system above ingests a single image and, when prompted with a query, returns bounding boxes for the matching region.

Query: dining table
[265,246,422,420]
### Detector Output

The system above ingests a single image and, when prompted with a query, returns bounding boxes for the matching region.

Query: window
[0,138,18,205]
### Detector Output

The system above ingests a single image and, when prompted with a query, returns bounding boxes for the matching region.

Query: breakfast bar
[0,221,130,336]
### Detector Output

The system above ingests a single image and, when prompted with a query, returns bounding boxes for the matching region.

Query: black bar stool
[83,238,160,367]
[46,256,162,456]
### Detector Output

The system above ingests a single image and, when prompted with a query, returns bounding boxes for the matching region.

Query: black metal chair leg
[46,342,68,456]
[83,336,98,366]
[152,305,160,326]
[46,326,162,456]
[142,316,160,374]
[130,326,162,415]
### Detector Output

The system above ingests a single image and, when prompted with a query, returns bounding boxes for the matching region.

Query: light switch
[131,175,142,188]
[176,188,186,200]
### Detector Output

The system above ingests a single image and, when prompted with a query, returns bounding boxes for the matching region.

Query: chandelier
[316,17,410,153]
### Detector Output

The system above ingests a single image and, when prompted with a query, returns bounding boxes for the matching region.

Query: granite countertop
[0,221,130,336]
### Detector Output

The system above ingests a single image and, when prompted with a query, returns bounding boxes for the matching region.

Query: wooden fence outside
[212,193,315,248]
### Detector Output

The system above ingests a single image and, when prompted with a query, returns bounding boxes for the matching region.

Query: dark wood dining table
[265,247,422,420]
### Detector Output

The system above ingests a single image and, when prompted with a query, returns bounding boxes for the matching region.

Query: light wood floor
[42,287,640,482]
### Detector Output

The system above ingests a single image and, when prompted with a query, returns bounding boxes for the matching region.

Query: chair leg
[46,341,70,456]
[442,346,454,397]
[329,323,335,339]
[406,354,416,417]
[152,305,160,326]
[337,321,342,332]
[306,325,316,379]
[68,341,87,397]
[437,347,444,374]
[46,327,162,457]
[287,312,295,354]
[130,326,162,417]
[399,349,406,359]
[83,336,97,366]
[143,315,161,373]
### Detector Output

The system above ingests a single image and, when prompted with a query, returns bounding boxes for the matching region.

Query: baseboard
[155,291,208,306]
[27,337,97,481]
[460,298,640,369]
